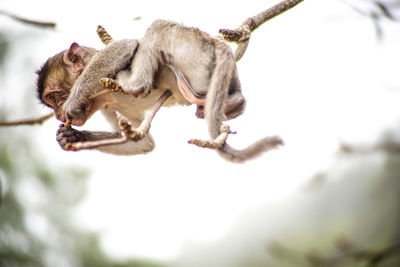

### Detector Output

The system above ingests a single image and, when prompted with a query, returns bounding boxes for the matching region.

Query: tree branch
[0,10,56,29]
[268,240,400,267]
[219,0,305,60]
[0,113,53,126]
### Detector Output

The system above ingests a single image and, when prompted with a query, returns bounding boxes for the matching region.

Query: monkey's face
[37,43,101,126]
[42,87,70,123]
[42,86,109,127]
[63,93,115,126]
[37,52,76,123]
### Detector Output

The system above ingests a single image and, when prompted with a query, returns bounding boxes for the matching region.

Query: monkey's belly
[154,66,198,106]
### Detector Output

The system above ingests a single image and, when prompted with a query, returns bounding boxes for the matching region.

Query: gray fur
[64,40,138,120]
[50,20,281,162]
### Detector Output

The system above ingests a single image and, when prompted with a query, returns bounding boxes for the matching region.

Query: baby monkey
[37,20,282,162]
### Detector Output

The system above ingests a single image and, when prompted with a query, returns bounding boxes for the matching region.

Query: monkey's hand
[57,124,128,151]
[56,125,85,151]
[56,125,89,151]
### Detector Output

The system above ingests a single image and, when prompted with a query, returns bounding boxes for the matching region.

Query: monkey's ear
[63,42,91,74]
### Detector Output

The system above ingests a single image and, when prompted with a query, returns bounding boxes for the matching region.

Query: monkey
[37,20,282,162]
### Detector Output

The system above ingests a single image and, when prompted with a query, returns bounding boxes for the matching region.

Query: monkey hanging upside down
[36,20,282,163]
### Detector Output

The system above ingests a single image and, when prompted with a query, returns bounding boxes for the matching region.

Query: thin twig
[0,10,56,28]
[220,0,305,60]
[0,113,53,126]
[269,241,400,267]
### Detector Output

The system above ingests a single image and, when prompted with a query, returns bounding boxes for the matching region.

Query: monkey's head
[36,43,98,124]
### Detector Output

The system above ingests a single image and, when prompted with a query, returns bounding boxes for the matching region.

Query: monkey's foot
[188,125,236,150]
[219,24,251,43]
[115,111,145,141]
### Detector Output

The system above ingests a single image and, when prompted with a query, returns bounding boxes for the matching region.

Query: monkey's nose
[65,113,85,126]
[56,110,66,122]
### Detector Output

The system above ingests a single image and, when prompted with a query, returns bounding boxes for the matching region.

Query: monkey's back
[143,20,225,96]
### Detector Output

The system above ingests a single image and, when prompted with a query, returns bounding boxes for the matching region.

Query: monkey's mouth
[69,118,86,126]
[56,111,86,126]
[65,101,94,126]
[64,111,88,127]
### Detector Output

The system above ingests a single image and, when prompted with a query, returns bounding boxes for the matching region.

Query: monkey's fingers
[100,77,123,92]
[115,111,140,140]
[188,125,235,150]
[89,78,124,99]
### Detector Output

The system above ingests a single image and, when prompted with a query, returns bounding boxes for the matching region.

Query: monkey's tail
[205,39,282,163]
[218,137,283,163]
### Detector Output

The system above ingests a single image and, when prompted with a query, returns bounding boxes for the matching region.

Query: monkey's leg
[121,89,172,141]
[188,125,236,150]
[66,90,172,150]
[117,47,158,98]
[64,126,128,151]
[195,92,245,119]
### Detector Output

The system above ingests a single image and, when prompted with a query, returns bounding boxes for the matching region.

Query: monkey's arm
[64,39,138,125]
[58,90,171,154]
[57,126,121,148]
[56,126,155,155]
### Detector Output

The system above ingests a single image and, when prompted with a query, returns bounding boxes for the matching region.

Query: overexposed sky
[1,0,400,262]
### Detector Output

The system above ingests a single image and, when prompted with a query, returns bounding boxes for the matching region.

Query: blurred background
[0,0,399,266]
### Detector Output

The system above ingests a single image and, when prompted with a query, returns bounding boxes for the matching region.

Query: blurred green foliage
[0,32,9,65]
[1,2,400,266]
[0,27,167,267]
[0,116,168,267]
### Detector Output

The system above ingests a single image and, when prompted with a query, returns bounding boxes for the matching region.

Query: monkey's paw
[114,111,145,141]
[56,125,88,151]
[188,125,235,149]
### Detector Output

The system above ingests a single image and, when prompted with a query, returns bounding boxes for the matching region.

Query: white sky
[1,0,400,262]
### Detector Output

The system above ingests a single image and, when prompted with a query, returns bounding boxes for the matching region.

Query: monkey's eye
[47,94,56,102]
[44,94,56,107]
